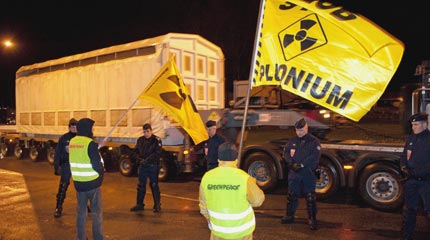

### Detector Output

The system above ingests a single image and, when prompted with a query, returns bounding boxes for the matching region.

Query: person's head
[294,118,308,138]
[409,112,428,134]
[77,118,94,138]
[206,120,217,137]
[218,142,238,161]
[68,118,78,133]
[143,123,153,139]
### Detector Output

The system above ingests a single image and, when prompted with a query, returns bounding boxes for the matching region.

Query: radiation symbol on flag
[278,13,327,61]
[159,75,199,112]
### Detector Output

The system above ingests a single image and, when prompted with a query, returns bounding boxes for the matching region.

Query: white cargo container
[7,32,224,178]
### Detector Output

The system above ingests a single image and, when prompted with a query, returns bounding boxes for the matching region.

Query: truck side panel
[15,33,224,147]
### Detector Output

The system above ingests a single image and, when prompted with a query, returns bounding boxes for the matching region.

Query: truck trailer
[0,32,225,179]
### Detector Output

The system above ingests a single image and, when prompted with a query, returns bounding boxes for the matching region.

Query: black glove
[292,162,304,172]
[54,166,61,176]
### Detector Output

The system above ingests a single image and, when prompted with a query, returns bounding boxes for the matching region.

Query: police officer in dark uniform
[130,123,163,213]
[204,120,226,171]
[53,118,77,218]
[281,118,321,230]
[400,112,430,240]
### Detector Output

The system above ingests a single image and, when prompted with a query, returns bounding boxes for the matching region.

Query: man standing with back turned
[199,142,265,240]
[281,118,321,230]
[69,118,105,240]
[400,112,430,240]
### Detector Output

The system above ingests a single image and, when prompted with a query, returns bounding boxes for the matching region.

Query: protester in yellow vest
[69,118,105,240]
[199,142,265,240]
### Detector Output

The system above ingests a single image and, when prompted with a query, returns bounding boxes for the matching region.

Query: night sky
[0,1,428,108]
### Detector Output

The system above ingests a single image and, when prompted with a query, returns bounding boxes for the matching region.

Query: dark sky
[0,1,428,108]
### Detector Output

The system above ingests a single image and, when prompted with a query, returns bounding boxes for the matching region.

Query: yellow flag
[139,55,208,144]
[252,0,404,121]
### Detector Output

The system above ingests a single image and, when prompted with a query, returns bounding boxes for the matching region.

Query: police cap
[294,118,307,129]
[206,120,217,128]
[409,112,428,123]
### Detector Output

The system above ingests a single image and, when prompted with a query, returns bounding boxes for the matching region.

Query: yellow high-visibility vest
[69,136,99,182]
[202,167,255,239]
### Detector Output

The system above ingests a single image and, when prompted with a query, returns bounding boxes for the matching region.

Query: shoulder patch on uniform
[317,146,321,151]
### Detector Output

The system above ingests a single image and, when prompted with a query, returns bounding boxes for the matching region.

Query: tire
[47,147,55,165]
[0,143,7,158]
[14,144,25,159]
[29,146,39,162]
[158,159,169,182]
[119,154,137,177]
[243,152,278,192]
[359,164,404,211]
[316,157,340,200]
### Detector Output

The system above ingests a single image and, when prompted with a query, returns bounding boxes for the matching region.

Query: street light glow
[3,40,13,48]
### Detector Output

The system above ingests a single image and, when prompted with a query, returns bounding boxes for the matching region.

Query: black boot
[54,182,69,218]
[130,184,145,212]
[281,193,295,224]
[150,183,161,213]
[306,192,318,230]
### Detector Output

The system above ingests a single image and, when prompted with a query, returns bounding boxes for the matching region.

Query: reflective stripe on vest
[202,167,255,239]
[208,206,255,234]
[69,136,99,182]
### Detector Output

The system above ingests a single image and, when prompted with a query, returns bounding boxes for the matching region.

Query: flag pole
[237,0,265,162]
[100,55,175,147]
[99,97,139,147]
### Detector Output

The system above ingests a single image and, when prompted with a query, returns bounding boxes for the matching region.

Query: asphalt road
[1,156,429,240]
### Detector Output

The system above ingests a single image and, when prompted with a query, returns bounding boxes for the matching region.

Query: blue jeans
[76,187,104,240]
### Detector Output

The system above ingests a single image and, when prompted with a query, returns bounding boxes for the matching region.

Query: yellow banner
[139,55,208,144]
[252,0,404,121]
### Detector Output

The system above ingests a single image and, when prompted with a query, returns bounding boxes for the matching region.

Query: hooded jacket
[69,118,104,192]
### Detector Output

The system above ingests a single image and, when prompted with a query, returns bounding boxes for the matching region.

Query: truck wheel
[316,157,340,200]
[359,164,404,211]
[29,146,39,162]
[1,143,8,158]
[14,144,27,159]
[243,152,277,192]
[47,147,55,165]
[119,155,136,177]
[158,159,169,182]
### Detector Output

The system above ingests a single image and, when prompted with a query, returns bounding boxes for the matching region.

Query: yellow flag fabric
[139,55,208,144]
[252,0,404,121]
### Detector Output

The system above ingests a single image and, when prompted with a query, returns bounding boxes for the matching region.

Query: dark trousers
[287,172,317,217]
[59,163,71,184]
[402,179,430,236]
[138,164,159,188]
[137,164,161,209]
